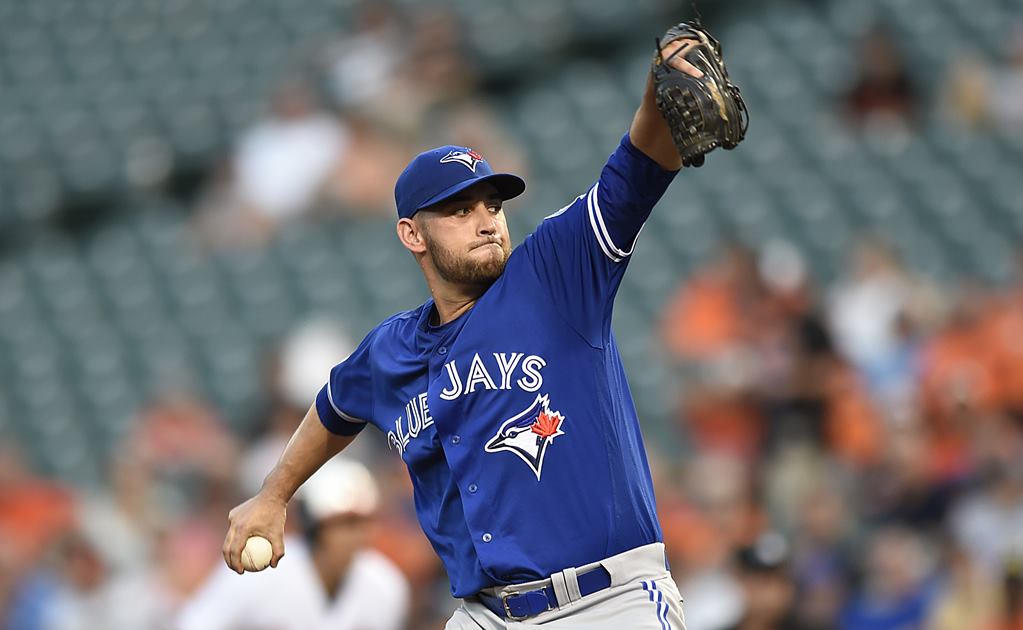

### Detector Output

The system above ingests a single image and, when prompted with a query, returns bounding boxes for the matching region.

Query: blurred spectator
[322,114,413,214]
[980,253,1023,415]
[33,533,109,630]
[762,442,833,533]
[240,319,355,495]
[39,527,185,630]
[861,421,957,530]
[789,482,856,630]
[828,238,909,382]
[839,526,939,630]
[988,26,1023,133]
[398,10,478,129]
[684,452,765,553]
[942,56,992,128]
[233,83,348,220]
[323,2,405,114]
[123,394,241,580]
[948,457,1023,579]
[75,454,155,573]
[672,454,759,630]
[660,242,768,457]
[927,545,1000,630]
[123,393,240,492]
[758,240,812,318]
[941,25,1023,133]
[993,559,1023,630]
[918,287,1000,438]
[0,447,77,630]
[760,308,884,468]
[929,554,1023,630]
[324,7,476,139]
[843,26,919,128]
[828,237,935,409]
[676,557,745,630]
[197,82,350,246]
[724,532,808,630]
[661,241,764,362]
[177,458,409,630]
[0,447,76,572]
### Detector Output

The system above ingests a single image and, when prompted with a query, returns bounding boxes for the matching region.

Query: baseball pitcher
[223,20,746,629]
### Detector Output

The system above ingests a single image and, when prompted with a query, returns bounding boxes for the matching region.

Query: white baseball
[241,536,273,572]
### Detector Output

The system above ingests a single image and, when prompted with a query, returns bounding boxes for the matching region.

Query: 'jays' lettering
[439,353,547,400]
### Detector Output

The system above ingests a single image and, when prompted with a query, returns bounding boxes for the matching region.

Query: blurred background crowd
[2,0,1023,628]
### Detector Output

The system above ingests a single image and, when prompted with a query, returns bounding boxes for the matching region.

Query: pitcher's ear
[397,218,427,254]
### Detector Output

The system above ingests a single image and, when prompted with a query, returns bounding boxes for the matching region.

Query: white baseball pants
[445,543,687,629]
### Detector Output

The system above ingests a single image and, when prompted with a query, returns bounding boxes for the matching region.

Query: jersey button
[482,533,493,543]
[468,483,478,494]
[438,346,447,355]
[451,435,461,445]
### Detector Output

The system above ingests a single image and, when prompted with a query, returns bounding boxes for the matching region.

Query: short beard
[424,234,510,289]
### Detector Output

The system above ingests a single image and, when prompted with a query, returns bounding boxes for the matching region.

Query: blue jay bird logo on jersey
[439,148,484,173]
[485,394,566,480]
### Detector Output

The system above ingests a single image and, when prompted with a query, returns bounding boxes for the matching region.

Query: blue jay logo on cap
[485,394,566,480]
[439,149,484,173]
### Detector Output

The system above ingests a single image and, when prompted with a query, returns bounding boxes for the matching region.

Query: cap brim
[414,173,526,216]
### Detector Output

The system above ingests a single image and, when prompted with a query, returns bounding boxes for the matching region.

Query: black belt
[476,566,612,620]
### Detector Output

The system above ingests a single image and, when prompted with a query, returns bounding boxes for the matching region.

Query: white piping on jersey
[587,184,621,262]
[326,382,368,424]
[544,191,586,221]
[587,182,644,262]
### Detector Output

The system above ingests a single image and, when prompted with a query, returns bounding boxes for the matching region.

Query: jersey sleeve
[522,133,679,346]
[315,330,376,436]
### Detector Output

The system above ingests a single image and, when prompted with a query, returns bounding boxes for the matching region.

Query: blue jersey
[315,134,679,597]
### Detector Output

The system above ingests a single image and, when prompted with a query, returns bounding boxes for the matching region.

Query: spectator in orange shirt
[660,241,764,361]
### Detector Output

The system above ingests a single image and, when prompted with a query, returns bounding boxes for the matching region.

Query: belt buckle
[501,591,528,621]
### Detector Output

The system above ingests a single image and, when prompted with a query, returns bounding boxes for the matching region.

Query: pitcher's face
[417,182,512,289]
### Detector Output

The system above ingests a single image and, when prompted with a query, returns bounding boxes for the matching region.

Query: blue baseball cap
[394,146,525,220]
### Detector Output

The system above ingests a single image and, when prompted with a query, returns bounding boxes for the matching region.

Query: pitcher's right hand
[222,493,287,574]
